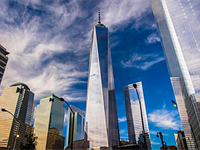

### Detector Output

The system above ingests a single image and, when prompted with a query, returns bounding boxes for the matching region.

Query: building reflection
[34,94,65,150]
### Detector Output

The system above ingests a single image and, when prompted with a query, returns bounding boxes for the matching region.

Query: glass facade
[85,22,120,148]
[0,44,9,85]
[124,82,152,150]
[0,83,35,149]
[66,105,85,146]
[151,0,200,149]
[34,94,65,150]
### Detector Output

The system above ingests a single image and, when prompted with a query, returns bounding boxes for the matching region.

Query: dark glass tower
[0,44,9,85]
[85,12,120,148]
[66,105,85,147]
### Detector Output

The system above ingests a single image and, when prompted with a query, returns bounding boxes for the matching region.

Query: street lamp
[60,98,75,150]
[157,132,167,149]
[133,83,147,149]
[1,108,21,150]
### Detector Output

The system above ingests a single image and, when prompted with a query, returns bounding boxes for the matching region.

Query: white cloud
[118,117,127,123]
[100,0,151,31]
[0,0,154,102]
[145,33,161,44]
[121,53,165,70]
[120,129,127,135]
[148,108,181,130]
[151,141,161,145]
[0,1,88,101]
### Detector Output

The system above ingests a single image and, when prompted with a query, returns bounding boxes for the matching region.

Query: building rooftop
[10,82,30,90]
[42,93,60,99]
[0,44,10,55]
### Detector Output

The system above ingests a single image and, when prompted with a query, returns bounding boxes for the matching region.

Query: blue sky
[0,0,182,149]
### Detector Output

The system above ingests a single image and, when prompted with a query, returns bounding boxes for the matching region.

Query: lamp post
[157,132,166,149]
[1,108,21,150]
[133,83,147,149]
[60,98,75,150]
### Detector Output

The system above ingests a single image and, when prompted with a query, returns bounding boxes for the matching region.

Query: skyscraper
[0,44,9,85]
[34,93,65,150]
[0,83,35,149]
[85,12,120,148]
[66,105,85,147]
[124,82,151,150]
[151,0,200,149]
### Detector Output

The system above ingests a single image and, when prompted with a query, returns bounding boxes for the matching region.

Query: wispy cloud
[148,108,181,130]
[151,141,161,145]
[120,129,127,135]
[118,117,127,123]
[145,33,160,44]
[0,0,153,102]
[0,0,88,101]
[99,0,151,32]
[121,53,165,70]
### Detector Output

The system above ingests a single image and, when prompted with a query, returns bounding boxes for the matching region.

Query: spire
[96,7,105,27]
[98,7,101,24]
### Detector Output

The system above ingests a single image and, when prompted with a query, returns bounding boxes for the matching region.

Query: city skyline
[0,0,183,149]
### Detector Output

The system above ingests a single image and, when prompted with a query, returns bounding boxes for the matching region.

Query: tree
[20,132,37,150]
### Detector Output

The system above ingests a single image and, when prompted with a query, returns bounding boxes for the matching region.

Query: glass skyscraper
[124,82,151,150]
[0,44,9,85]
[66,105,85,147]
[85,15,120,148]
[0,83,35,149]
[151,0,200,149]
[34,94,65,150]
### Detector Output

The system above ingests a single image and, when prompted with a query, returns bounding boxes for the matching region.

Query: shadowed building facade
[66,105,85,147]
[0,44,9,85]
[124,82,151,150]
[151,0,200,149]
[85,14,120,148]
[0,83,35,149]
[34,94,65,150]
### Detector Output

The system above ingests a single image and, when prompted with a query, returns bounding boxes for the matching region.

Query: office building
[151,0,200,149]
[0,83,35,149]
[34,93,65,150]
[161,145,177,150]
[174,130,188,150]
[66,105,85,147]
[124,82,151,149]
[85,12,120,148]
[0,44,9,85]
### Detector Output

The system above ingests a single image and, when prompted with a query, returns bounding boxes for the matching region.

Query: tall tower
[66,105,85,147]
[0,44,9,85]
[151,0,200,149]
[124,82,151,150]
[85,10,120,148]
[0,83,35,149]
[34,94,65,150]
